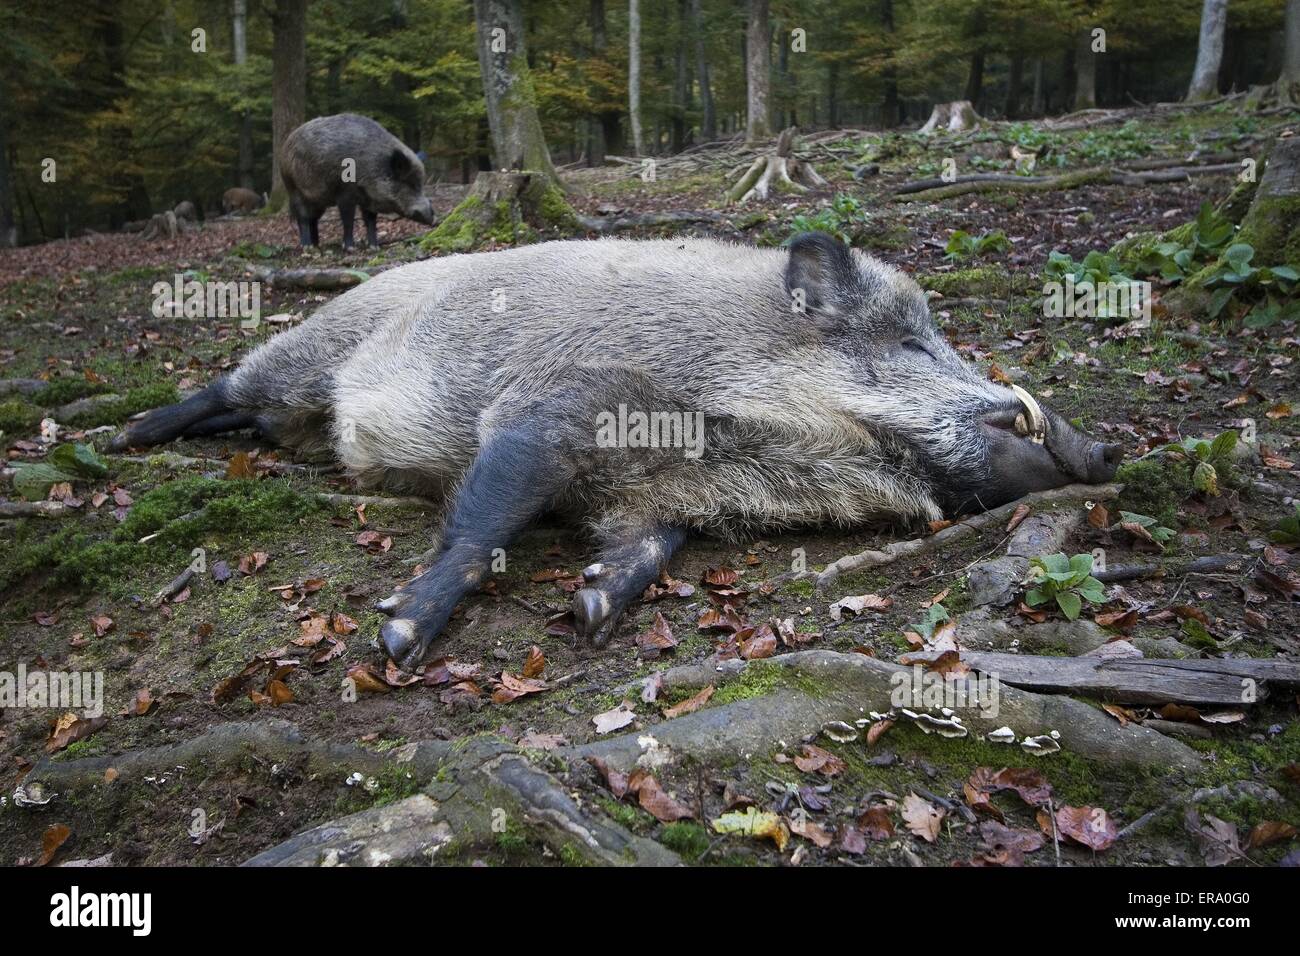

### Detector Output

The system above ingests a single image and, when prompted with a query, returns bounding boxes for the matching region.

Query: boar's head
[378,148,434,225]
[784,232,1121,515]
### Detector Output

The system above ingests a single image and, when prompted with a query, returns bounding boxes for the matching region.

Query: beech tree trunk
[691,0,716,140]
[473,0,558,182]
[0,104,15,247]
[1187,0,1229,101]
[1073,29,1096,110]
[232,0,254,191]
[745,0,772,143]
[628,0,643,155]
[270,0,306,208]
[1281,0,1300,95]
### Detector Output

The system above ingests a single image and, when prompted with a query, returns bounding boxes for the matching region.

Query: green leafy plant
[1149,430,1238,496]
[1203,242,1300,328]
[1270,502,1300,546]
[944,229,1011,262]
[1133,202,1236,281]
[909,602,950,641]
[10,443,108,501]
[1024,553,1107,621]
[786,193,869,246]
[1117,511,1177,547]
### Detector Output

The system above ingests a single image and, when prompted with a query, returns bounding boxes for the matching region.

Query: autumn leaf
[238,551,269,575]
[712,807,789,851]
[38,824,71,866]
[91,614,114,637]
[902,793,945,843]
[593,701,636,734]
[492,671,547,703]
[1053,805,1119,852]
[225,451,256,479]
[828,593,893,622]
[632,773,694,822]
[635,612,678,654]
[354,531,392,553]
[45,712,107,753]
[521,645,546,679]
[793,744,845,777]
[789,815,833,848]
[663,684,714,719]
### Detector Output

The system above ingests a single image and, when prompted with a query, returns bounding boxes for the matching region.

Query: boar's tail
[107,378,254,452]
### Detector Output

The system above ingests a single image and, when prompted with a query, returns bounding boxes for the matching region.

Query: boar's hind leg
[572,524,686,647]
[362,209,379,247]
[376,424,578,669]
[107,380,238,452]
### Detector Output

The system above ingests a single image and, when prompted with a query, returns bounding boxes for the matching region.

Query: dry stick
[151,566,195,607]
[815,482,1122,589]
[0,500,67,518]
[1093,553,1249,583]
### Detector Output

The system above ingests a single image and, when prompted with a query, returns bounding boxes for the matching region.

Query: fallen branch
[894,164,1240,203]
[1094,553,1249,583]
[0,500,67,518]
[229,259,382,290]
[959,650,1300,705]
[815,483,1121,589]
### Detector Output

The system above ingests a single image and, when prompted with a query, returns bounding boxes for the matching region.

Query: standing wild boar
[110,234,1121,668]
[279,113,434,250]
[222,187,264,214]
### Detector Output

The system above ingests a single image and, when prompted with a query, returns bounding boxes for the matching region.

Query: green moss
[1236,194,1300,267]
[918,266,1019,299]
[66,382,181,428]
[32,377,109,407]
[659,821,710,861]
[0,399,42,436]
[598,796,648,832]
[0,476,320,595]
[712,661,783,704]
[1115,457,1188,527]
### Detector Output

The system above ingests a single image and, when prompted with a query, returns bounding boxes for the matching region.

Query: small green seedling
[1151,429,1238,496]
[1270,502,1300,546]
[1024,553,1107,621]
[944,229,1011,262]
[1118,511,1176,548]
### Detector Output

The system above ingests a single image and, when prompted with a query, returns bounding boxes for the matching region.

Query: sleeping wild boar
[278,113,434,250]
[109,234,1121,668]
[222,187,264,215]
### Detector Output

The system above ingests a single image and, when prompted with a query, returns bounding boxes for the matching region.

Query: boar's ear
[389,149,413,179]
[783,232,857,324]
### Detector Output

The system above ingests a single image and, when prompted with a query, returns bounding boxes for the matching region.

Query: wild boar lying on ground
[111,234,1121,668]
[279,113,434,250]
[222,187,264,215]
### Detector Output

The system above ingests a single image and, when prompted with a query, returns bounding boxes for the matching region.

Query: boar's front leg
[338,201,356,251]
[376,424,578,669]
[572,523,686,646]
[362,209,379,247]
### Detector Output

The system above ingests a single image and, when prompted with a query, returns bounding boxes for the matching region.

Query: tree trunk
[1235,135,1300,266]
[880,0,899,127]
[589,0,623,163]
[1281,0,1300,97]
[1005,52,1024,119]
[0,102,16,248]
[1031,57,1045,115]
[1073,29,1096,110]
[473,0,558,182]
[691,0,716,140]
[670,0,689,152]
[232,0,255,191]
[270,0,307,209]
[1187,0,1229,101]
[744,0,772,143]
[628,0,644,155]
[964,50,985,108]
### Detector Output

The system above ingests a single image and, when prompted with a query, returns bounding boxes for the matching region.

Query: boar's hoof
[572,587,619,647]
[380,617,425,668]
[374,593,407,616]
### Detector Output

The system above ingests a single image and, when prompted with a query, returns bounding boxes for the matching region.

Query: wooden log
[959,650,1300,705]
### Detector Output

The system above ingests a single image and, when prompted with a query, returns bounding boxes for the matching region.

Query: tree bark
[671,0,689,153]
[1031,57,1045,115]
[473,0,558,182]
[628,0,644,155]
[1005,52,1024,119]
[0,87,16,247]
[1281,0,1300,96]
[1187,0,1229,101]
[880,0,899,127]
[744,0,772,143]
[589,0,623,163]
[232,0,255,191]
[691,0,716,141]
[270,0,307,209]
[1073,29,1096,110]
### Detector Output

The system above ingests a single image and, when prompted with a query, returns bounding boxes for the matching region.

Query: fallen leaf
[794,744,845,777]
[829,593,893,621]
[45,712,108,753]
[38,824,71,866]
[712,807,789,851]
[635,612,678,654]
[522,645,546,679]
[1054,805,1118,851]
[663,684,714,719]
[902,793,945,843]
[593,701,636,734]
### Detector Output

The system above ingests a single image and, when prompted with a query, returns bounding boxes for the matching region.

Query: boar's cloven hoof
[572,587,618,647]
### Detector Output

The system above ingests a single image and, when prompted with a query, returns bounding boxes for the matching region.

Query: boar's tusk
[1009,383,1046,444]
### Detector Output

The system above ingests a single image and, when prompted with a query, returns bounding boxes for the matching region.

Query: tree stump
[725,127,828,203]
[1235,133,1300,266]
[918,100,982,134]
[420,170,578,253]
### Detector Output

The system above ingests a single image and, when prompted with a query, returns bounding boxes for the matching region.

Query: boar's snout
[1086,441,1123,484]
[409,198,434,225]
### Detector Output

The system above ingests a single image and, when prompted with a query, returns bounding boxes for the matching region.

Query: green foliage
[1024,553,1106,621]
[944,229,1010,262]
[1202,243,1300,328]
[9,443,109,501]
[1117,511,1176,547]
[908,602,950,640]
[0,399,42,437]
[1148,430,1239,497]
[1043,249,1135,287]
[786,194,870,246]
[1269,503,1300,546]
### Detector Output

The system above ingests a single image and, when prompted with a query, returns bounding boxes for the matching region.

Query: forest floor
[1,104,1298,868]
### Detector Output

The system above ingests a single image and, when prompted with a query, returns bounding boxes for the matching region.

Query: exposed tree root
[726,127,828,202]
[965,505,1089,608]
[894,164,1240,203]
[815,483,1121,589]
[576,210,726,232]
[955,608,1194,659]
[232,261,378,290]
